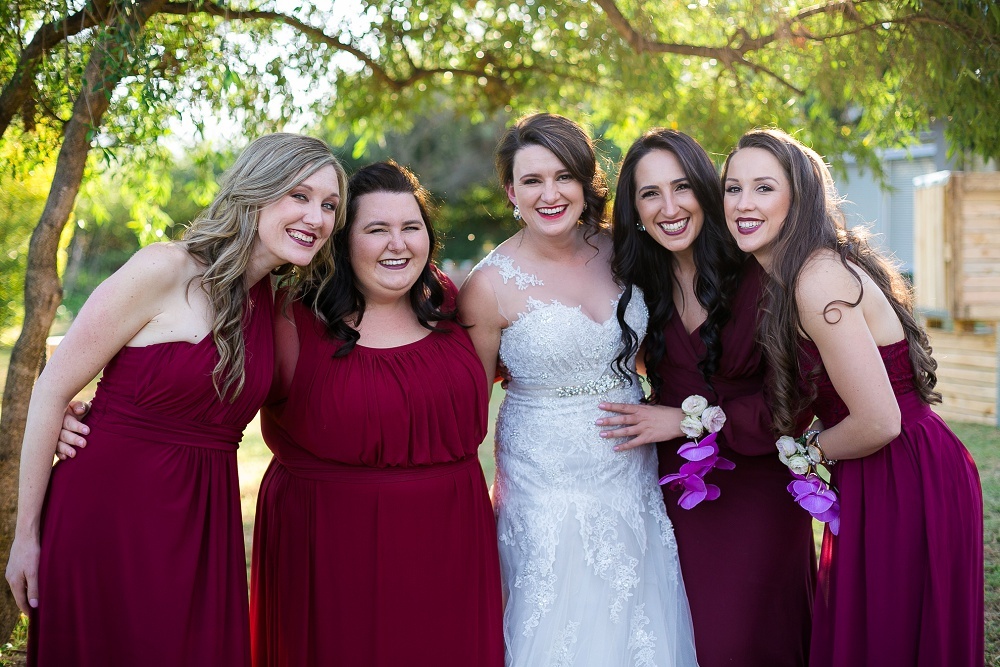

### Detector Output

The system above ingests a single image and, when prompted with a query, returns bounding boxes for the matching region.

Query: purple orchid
[659,431,735,509]
[787,473,841,535]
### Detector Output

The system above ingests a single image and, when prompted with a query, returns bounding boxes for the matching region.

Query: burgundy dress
[801,338,984,667]
[250,299,503,667]
[28,279,273,667]
[656,259,815,667]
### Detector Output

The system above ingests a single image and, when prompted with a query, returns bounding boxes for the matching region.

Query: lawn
[2,383,999,664]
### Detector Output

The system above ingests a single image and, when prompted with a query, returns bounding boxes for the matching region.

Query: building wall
[837,145,941,273]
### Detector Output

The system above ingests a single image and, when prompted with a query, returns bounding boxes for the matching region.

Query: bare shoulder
[121,242,200,287]
[796,249,863,313]
[458,265,498,315]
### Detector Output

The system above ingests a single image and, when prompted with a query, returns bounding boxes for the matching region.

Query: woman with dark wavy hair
[251,161,503,666]
[597,128,815,666]
[460,114,698,665]
[8,133,345,666]
[723,128,983,667]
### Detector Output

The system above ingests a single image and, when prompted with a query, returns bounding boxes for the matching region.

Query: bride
[459,113,699,667]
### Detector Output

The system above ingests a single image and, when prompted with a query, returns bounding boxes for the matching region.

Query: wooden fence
[915,171,1000,427]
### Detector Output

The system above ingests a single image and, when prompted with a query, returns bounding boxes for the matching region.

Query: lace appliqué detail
[478,252,543,291]
[550,621,581,666]
[628,604,657,667]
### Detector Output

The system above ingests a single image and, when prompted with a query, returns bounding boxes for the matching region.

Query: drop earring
[637,222,646,232]
[513,205,521,221]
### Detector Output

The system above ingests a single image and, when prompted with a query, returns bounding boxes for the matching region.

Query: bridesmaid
[250,161,503,666]
[722,128,983,666]
[598,128,814,666]
[6,133,346,666]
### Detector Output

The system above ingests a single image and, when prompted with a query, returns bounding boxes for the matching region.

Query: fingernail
[612,446,621,452]
[82,427,89,434]
[29,599,38,608]
[77,438,85,446]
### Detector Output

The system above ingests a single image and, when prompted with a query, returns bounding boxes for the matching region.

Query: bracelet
[805,430,837,467]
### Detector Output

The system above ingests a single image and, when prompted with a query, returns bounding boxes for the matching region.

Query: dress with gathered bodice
[476,251,699,667]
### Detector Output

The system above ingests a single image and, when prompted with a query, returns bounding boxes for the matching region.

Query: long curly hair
[301,160,456,357]
[611,129,744,401]
[722,128,941,434]
[494,113,609,241]
[183,132,347,401]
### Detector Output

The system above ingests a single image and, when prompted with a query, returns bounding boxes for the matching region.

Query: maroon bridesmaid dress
[801,338,984,667]
[250,298,503,667]
[28,278,274,667]
[656,259,815,667]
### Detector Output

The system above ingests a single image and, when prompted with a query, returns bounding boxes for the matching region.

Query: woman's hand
[596,403,684,450]
[55,401,91,461]
[5,534,40,613]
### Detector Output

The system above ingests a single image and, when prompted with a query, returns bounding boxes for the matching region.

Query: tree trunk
[0,0,167,640]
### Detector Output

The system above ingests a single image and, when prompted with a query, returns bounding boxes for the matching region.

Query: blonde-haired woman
[6,133,346,667]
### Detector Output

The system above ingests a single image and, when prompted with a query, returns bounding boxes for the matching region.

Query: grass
[1,384,998,664]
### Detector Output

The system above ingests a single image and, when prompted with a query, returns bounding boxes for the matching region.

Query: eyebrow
[518,169,571,180]
[638,177,688,192]
[360,219,423,230]
[725,176,779,184]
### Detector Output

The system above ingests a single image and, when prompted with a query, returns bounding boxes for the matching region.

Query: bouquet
[659,395,735,509]
[776,433,840,535]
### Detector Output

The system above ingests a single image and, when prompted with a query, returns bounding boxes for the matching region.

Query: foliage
[4,1,999,178]
[0,145,50,336]
[952,421,1000,662]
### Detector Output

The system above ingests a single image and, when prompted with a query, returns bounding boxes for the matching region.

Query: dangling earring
[582,202,588,212]
[513,205,521,221]
[637,222,646,232]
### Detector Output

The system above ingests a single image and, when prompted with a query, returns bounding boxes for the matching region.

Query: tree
[2,0,998,641]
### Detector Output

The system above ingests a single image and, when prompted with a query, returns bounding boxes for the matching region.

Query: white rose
[787,455,811,476]
[681,395,709,416]
[679,414,705,439]
[807,444,824,465]
[701,405,727,434]
[776,436,799,458]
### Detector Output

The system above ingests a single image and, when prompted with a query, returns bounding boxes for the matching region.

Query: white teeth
[659,218,688,232]
[738,220,762,229]
[537,206,566,215]
[380,259,406,266]
[288,229,315,243]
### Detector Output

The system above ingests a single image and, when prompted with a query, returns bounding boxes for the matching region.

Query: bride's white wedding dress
[477,251,698,667]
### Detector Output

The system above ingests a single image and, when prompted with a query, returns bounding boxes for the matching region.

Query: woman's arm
[5,244,183,613]
[795,256,901,460]
[595,402,685,450]
[457,270,505,399]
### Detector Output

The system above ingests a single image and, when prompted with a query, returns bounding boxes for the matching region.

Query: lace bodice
[473,251,697,666]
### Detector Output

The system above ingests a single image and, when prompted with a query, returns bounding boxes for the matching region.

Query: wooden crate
[926,325,998,427]
[914,172,1000,320]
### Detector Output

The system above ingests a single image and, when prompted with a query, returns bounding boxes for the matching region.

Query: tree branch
[0,0,113,139]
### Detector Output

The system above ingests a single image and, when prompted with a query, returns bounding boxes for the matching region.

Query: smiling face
[506,144,586,239]
[633,149,704,258]
[253,164,341,272]
[723,147,792,269]
[348,191,430,305]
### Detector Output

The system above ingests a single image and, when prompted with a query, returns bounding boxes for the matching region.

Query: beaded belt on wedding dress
[555,372,630,397]
[506,371,633,399]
